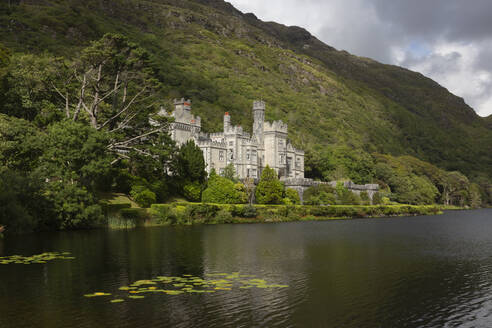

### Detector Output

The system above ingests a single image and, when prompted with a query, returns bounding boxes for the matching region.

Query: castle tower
[174,98,192,112]
[253,100,265,143]
[224,112,231,132]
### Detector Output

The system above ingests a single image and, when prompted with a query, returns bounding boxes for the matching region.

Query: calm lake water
[1,209,492,328]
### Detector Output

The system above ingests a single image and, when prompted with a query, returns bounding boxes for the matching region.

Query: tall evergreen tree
[255,165,284,204]
[173,140,206,184]
[172,140,206,201]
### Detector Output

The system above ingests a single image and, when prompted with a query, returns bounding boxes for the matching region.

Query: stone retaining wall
[282,178,379,204]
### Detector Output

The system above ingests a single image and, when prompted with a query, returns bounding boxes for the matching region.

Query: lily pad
[0,252,75,265]
[128,295,145,299]
[84,272,289,302]
[163,290,184,295]
[110,299,125,303]
[84,292,111,297]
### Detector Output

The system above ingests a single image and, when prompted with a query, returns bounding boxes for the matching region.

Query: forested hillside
[2,0,490,176]
[0,0,490,233]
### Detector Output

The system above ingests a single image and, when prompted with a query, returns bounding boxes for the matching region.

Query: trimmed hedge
[149,203,442,224]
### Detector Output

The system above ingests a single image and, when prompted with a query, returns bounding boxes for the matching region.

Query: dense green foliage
[372,154,485,206]
[303,150,490,207]
[255,166,284,204]
[0,35,183,233]
[303,183,366,206]
[306,147,375,184]
[305,186,337,206]
[222,163,238,182]
[130,185,157,208]
[0,167,53,233]
[150,202,442,225]
[171,140,207,201]
[202,170,247,204]
[284,188,301,205]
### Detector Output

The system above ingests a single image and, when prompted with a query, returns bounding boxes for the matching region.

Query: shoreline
[104,203,448,229]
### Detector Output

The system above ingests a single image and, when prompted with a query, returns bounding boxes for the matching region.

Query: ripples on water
[0,209,491,328]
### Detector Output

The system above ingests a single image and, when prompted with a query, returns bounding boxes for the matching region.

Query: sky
[228,0,492,117]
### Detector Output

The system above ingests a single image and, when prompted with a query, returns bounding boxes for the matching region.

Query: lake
[1,209,491,327]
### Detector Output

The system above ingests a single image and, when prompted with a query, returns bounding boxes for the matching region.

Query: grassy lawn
[99,193,140,208]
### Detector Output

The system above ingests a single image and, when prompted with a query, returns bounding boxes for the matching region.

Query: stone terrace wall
[282,178,380,204]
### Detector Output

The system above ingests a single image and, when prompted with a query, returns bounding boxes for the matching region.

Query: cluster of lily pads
[0,252,75,265]
[84,272,289,303]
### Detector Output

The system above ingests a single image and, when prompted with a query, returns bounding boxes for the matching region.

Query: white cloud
[228,0,492,117]
[399,42,492,116]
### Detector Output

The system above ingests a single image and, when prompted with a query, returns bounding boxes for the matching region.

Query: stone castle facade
[160,99,305,180]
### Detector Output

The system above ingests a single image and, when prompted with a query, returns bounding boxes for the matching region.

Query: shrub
[183,182,202,202]
[372,192,383,205]
[256,165,283,204]
[150,180,169,203]
[213,209,233,224]
[222,163,238,182]
[242,205,257,218]
[304,184,336,205]
[135,189,156,208]
[305,195,321,205]
[233,183,248,204]
[113,169,136,194]
[152,203,437,225]
[174,205,192,225]
[190,203,220,220]
[360,191,370,205]
[337,187,361,205]
[320,192,337,205]
[149,204,175,224]
[46,182,104,230]
[202,174,247,204]
[285,188,301,205]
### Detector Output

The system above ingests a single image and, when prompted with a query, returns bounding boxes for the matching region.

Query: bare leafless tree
[50,34,166,163]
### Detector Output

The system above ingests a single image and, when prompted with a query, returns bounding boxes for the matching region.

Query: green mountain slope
[0,0,491,179]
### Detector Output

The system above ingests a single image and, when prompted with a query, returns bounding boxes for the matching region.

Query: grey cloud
[400,52,462,76]
[372,0,492,42]
[229,0,492,116]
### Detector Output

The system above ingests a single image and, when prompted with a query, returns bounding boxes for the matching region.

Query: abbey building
[160,99,305,180]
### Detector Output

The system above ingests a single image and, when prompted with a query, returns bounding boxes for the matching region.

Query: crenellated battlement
[344,181,380,191]
[171,122,200,132]
[264,120,288,134]
[168,99,305,181]
[197,132,210,140]
[197,139,227,148]
[225,125,244,135]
